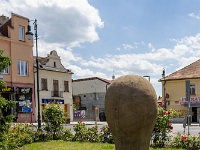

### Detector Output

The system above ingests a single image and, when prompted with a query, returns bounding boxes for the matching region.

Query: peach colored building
[0,13,35,123]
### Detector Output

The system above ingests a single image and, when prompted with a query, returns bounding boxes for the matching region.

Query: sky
[1,0,200,97]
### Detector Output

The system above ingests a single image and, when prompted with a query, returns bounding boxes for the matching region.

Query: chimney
[0,14,9,26]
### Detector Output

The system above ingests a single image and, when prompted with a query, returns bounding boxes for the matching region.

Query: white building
[34,50,73,122]
[72,77,112,112]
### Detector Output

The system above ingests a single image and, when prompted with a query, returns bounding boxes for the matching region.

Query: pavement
[14,121,200,126]
[14,121,108,126]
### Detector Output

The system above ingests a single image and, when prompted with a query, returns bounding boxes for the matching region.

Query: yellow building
[160,59,200,123]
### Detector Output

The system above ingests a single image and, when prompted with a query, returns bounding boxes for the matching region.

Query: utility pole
[162,68,166,110]
[186,80,190,135]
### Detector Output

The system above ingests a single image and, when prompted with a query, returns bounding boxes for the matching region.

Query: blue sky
[1,0,200,97]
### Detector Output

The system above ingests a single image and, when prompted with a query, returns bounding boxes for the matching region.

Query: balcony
[51,91,63,98]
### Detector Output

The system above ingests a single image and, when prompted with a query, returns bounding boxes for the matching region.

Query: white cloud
[148,43,155,52]
[116,47,121,51]
[123,44,134,50]
[176,57,199,71]
[188,12,200,20]
[1,0,104,48]
[68,65,107,79]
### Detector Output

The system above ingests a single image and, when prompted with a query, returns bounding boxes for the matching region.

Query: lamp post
[143,75,150,81]
[26,19,41,129]
[162,68,166,110]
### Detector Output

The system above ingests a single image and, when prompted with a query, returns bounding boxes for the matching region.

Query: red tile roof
[160,59,200,81]
[73,77,112,84]
[157,97,162,103]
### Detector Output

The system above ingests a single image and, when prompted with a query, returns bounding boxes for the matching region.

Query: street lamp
[26,19,41,129]
[143,75,150,81]
[162,68,166,110]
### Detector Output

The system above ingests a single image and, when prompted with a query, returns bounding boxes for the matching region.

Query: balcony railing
[51,91,63,98]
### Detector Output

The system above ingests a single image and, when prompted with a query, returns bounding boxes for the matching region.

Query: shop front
[41,98,69,121]
[0,86,16,120]
[16,87,33,123]
[180,96,200,123]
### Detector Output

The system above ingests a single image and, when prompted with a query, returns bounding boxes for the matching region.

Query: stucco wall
[73,79,108,95]
[163,79,200,117]
[35,69,73,121]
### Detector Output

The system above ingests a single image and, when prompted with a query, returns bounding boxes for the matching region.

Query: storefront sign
[18,88,32,94]
[42,99,64,104]
[0,86,14,93]
[22,107,32,113]
[74,110,85,118]
[180,97,200,104]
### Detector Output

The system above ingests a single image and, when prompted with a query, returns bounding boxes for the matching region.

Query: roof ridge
[161,58,200,81]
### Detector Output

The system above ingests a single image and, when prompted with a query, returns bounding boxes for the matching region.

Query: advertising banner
[74,110,85,119]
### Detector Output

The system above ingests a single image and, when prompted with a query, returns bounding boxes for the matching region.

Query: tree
[0,50,16,137]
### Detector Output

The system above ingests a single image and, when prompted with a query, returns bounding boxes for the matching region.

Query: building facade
[160,59,200,122]
[0,13,35,123]
[35,50,74,122]
[72,77,112,112]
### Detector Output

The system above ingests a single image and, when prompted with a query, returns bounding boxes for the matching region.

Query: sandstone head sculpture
[105,75,157,150]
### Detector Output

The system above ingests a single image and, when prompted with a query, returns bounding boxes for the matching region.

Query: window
[1,67,8,74]
[41,78,48,90]
[64,81,69,92]
[54,62,56,67]
[190,84,196,95]
[19,26,24,41]
[18,60,28,76]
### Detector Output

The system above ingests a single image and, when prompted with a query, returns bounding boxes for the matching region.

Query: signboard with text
[74,110,85,118]
[0,86,14,93]
[22,107,32,113]
[180,97,200,105]
[42,99,64,104]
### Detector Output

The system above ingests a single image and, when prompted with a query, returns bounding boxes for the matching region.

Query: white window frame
[18,60,28,76]
[1,67,9,74]
[190,84,196,95]
[19,26,24,41]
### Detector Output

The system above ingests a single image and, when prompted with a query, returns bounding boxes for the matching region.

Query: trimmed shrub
[43,104,65,140]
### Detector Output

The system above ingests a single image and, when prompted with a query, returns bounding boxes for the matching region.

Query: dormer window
[54,62,56,67]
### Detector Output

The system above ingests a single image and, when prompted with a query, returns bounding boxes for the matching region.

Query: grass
[21,140,183,150]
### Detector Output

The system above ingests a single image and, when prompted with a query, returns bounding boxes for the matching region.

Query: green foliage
[0,50,12,72]
[2,123,36,150]
[99,125,114,144]
[170,133,200,149]
[43,104,65,140]
[151,106,176,147]
[0,97,16,134]
[0,50,17,150]
[33,129,50,142]
[87,124,99,142]
[72,121,88,141]
[62,128,73,141]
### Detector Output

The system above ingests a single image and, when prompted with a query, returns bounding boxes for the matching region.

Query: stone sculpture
[105,75,157,150]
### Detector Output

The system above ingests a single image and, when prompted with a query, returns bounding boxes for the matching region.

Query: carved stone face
[105,75,157,150]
